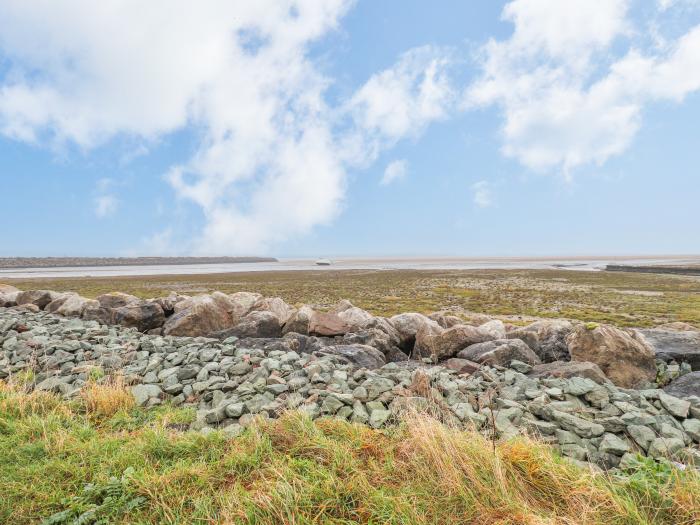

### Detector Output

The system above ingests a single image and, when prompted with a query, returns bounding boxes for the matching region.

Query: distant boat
[315,258,332,266]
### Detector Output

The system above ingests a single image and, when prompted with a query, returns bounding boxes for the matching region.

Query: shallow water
[2,256,699,279]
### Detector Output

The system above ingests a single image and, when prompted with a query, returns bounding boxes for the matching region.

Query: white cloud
[471,181,492,208]
[94,195,118,218]
[0,1,453,254]
[381,160,408,185]
[466,0,700,177]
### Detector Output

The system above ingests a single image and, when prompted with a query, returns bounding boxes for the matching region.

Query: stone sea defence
[1,284,699,470]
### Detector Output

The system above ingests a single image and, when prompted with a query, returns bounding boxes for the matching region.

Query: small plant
[585,321,600,330]
[87,367,105,382]
[40,468,146,525]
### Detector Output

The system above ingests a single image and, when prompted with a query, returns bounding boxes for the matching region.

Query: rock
[94,292,141,309]
[0,284,19,294]
[566,324,656,389]
[637,329,700,370]
[151,292,186,316]
[648,437,684,459]
[429,312,464,329]
[308,312,353,337]
[131,384,162,406]
[214,311,282,339]
[53,295,96,317]
[369,408,391,428]
[228,291,263,319]
[16,290,58,309]
[663,372,700,398]
[343,318,402,356]
[414,324,492,360]
[444,358,481,374]
[314,344,386,369]
[457,339,540,366]
[546,409,605,438]
[658,391,691,418]
[333,300,373,329]
[253,297,296,325]
[507,320,573,362]
[283,305,315,335]
[163,293,238,337]
[478,319,507,340]
[112,302,165,332]
[388,313,442,350]
[44,293,76,314]
[681,418,700,442]
[0,290,19,307]
[599,433,630,456]
[528,361,609,384]
[627,424,656,451]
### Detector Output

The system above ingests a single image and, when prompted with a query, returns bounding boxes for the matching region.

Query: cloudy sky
[1,0,699,257]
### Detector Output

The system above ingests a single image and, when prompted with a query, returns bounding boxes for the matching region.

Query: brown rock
[16,290,59,309]
[163,293,238,337]
[655,322,698,331]
[253,297,296,325]
[566,324,656,389]
[283,305,316,335]
[507,319,573,362]
[94,292,141,309]
[308,311,353,336]
[429,311,464,328]
[0,284,19,294]
[388,313,442,349]
[212,310,282,339]
[414,324,493,360]
[113,302,165,332]
[528,361,609,384]
[444,358,481,374]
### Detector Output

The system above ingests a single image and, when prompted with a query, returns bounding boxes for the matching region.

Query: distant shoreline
[0,256,278,269]
[606,264,700,276]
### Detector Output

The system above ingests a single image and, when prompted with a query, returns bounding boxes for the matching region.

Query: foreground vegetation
[1,379,699,524]
[7,268,700,327]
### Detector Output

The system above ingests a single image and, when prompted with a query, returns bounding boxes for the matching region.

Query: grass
[5,268,700,327]
[0,380,698,524]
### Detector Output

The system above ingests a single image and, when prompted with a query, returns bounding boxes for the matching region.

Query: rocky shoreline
[1,284,699,470]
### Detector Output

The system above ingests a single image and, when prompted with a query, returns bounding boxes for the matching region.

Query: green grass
[1,381,698,524]
[5,268,700,327]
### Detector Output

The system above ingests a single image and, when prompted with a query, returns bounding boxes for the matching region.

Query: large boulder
[414,323,493,360]
[429,311,464,328]
[507,319,573,362]
[457,339,540,366]
[54,295,98,317]
[333,300,374,329]
[253,296,295,325]
[163,292,238,337]
[566,324,656,389]
[314,344,386,369]
[94,292,140,309]
[528,361,609,384]
[82,292,142,324]
[150,292,187,316]
[388,313,442,350]
[342,317,402,356]
[655,322,698,331]
[282,305,316,335]
[664,372,700,398]
[16,290,59,309]
[308,311,353,337]
[637,329,700,370]
[112,301,165,332]
[0,290,20,307]
[229,292,263,321]
[214,310,282,339]
[478,319,507,340]
[0,284,19,294]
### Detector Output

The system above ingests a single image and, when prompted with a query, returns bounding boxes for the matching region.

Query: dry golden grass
[79,374,135,421]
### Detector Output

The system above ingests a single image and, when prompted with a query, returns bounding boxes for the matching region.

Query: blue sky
[0,0,699,257]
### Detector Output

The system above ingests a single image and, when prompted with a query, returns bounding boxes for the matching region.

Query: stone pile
[1,300,699,470]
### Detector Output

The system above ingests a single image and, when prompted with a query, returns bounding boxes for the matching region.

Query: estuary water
[1,256,699,279]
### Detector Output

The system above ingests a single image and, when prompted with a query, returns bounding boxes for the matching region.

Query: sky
[0,0,699,258]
